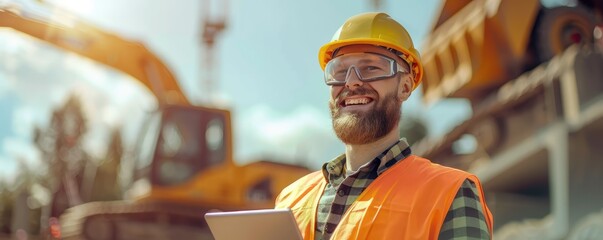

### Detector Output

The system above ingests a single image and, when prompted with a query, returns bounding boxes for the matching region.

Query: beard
[329,87,401,145]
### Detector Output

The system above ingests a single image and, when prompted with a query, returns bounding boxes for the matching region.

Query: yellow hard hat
[318,12,423,90]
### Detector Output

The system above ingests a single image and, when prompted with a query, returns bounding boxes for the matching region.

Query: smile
[341,97,374,107]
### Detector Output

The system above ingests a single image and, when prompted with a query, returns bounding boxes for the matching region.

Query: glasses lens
[325,53,395,85]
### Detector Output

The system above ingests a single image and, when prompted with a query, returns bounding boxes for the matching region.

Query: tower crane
[200,0,227,104]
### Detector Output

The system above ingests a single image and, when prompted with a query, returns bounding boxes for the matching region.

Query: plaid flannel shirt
[315,139,490,240]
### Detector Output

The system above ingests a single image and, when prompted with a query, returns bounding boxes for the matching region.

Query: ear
[397,75,413,102]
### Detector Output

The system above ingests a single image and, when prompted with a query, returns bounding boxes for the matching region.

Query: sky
[0,0,478,181]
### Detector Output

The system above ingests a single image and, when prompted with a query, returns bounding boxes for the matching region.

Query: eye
[364,65,383,71]
[335,68,348,74]
[333,69,348,79]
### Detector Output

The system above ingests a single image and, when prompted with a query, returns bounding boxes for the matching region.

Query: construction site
[0,0,602,239]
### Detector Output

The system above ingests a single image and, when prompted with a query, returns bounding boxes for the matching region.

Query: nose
[345,66,364,90]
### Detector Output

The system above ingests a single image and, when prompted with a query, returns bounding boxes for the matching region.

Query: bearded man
[276,12,493,240]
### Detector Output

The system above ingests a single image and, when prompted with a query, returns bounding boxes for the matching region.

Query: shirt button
[337,189,345,196]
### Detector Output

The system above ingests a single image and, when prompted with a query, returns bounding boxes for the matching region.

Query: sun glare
[47,0,93,16]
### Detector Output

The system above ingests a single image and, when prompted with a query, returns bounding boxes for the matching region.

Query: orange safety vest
[275,155,493,240]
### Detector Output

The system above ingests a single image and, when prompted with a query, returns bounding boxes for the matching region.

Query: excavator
[0,2,309,239]
[414,0,603,239]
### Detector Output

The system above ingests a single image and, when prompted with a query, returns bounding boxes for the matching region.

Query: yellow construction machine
[421,0,601,105]
[415,0,603,239]
[0,2,309,239]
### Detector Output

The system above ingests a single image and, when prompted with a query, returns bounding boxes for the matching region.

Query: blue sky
[1,0,477,180]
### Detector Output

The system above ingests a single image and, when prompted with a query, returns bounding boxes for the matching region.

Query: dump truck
[414,0,603,239]
[0,2,309,239]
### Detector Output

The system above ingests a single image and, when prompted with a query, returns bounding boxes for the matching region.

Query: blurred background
[0,0,602,239]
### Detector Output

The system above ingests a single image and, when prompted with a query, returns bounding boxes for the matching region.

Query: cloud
[0,154,18,183]
[2,137,41,170]
[235,104,341,170]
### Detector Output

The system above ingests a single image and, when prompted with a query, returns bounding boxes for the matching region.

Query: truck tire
[534,5,597,63]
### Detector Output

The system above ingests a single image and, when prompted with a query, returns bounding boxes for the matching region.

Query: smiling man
[276,12,493,239]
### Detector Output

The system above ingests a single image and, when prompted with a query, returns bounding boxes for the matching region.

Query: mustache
[337,87,378,100]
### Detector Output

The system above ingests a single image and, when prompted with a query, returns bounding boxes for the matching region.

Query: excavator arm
[0,4,189,106]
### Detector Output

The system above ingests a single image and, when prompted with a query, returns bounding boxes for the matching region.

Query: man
[276,12,493,239]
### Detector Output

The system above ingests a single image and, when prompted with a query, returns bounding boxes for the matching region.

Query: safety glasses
[324,52,409,86]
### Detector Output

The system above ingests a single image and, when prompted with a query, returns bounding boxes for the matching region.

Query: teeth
[345,98,370,106]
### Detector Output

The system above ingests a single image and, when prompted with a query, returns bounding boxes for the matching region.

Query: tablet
[204,208,303,240]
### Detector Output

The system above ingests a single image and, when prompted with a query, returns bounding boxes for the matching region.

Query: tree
[0,181,14,234]
[10,160,43,235]
[87,128,124,202]
[34,94,89,217]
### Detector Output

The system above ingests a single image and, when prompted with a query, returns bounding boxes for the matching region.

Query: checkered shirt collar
[321,139,411,182]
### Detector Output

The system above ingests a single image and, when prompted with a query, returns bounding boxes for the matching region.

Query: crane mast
[200,0,227,104]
